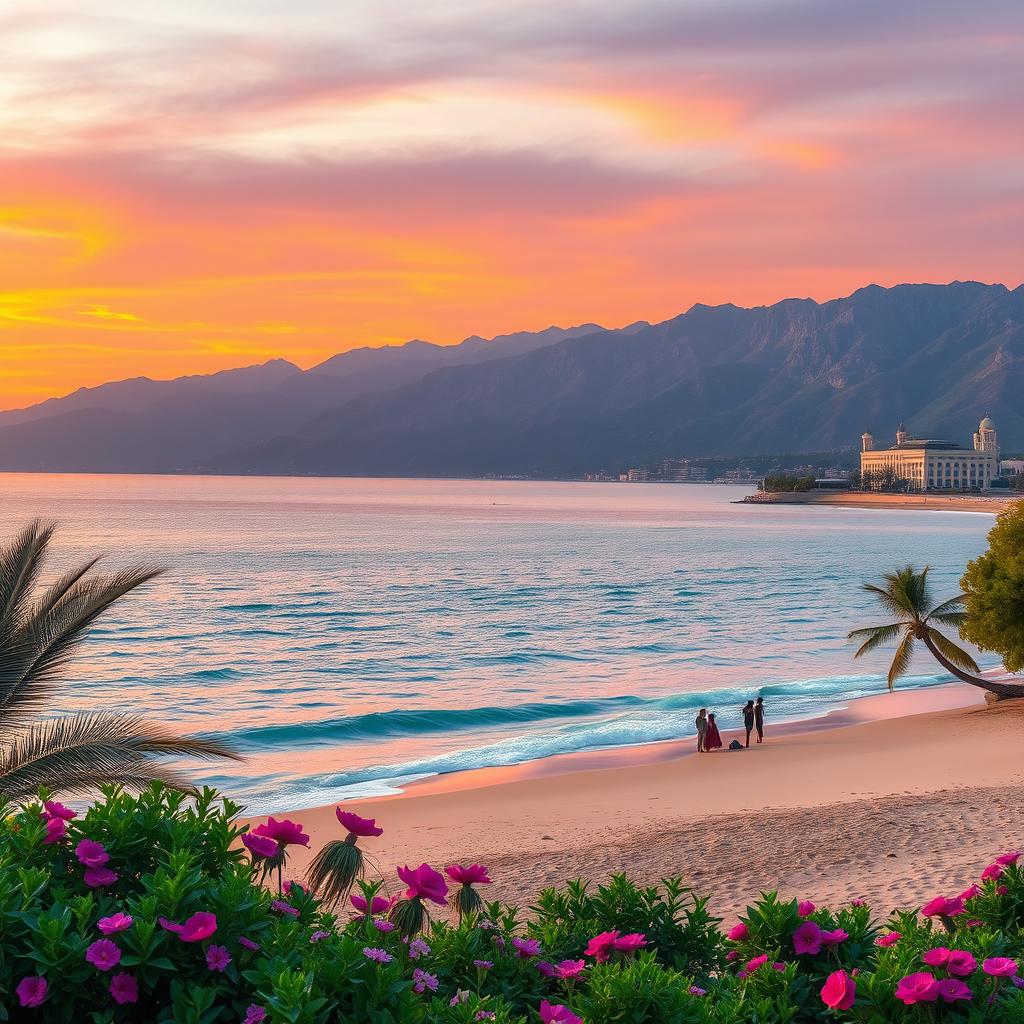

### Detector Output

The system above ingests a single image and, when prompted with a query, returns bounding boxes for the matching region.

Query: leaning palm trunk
[920,634,1024,702]
[0,520,241,799]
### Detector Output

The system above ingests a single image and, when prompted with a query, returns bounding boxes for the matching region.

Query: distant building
[661,459,707,481]
[859,417,1000,491]
[1001,459,1024,477]
[626,468,649,482]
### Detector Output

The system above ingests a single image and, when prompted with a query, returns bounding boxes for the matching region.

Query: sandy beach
[742,491,1021,513]
[260,684,1024,922]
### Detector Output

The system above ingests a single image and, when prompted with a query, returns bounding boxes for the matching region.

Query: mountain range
[2,281,1022,477]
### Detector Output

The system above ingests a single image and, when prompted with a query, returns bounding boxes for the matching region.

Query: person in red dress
[705,712,723,751]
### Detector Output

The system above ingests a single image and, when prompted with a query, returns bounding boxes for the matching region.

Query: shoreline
[739,491,1020,513]
[259,682,1024,919]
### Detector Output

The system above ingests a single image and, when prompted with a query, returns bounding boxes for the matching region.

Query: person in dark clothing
[742,700,755,747]
[754,696,765,743]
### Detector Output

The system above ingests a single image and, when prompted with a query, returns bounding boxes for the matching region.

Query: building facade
[860,417,1000,491]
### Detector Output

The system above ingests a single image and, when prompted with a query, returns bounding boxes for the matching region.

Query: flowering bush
[4,787,1024,1022]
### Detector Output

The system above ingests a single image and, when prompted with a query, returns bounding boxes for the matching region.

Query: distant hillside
[1,282,1022,476]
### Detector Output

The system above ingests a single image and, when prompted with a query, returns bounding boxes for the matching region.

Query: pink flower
[373,918,395,932]
[921,895,964,918]
[996,851,1021,865]
[983,957,1018,978]
[252,817,309,848]
[241,832,279,859]
[959,884,981,902]
[726,949,738,962]
[512,937,542,958]
[792,920,823,955]
[614,932,647,954]
[689,985,707,996]
[981,862,1005,881]
[206,945,231,972]
[895,972,940,1005]
[335,808,383,838]
[159,911,217,942]
[540,962,560,979]
[239,936,261,951]
[947,950,978,976]
[773,962,787,971]
[97,913,133,935]
[85,939,122,972]
[744,954,769,973]
[109,973,138,1005]
[876,932,901,947]
[43,818,67,845]
[271,899,300,917]
[244,1008,268,1024]
[84,866,118,888]
[15,976,48,1008]
[75,839,110,868]
[445,864,492,885]
[726,922,748,941]
[396,863,448,904]
[409,938,431,959]
[556,959,586,979]
[922,947,951,968]
[585,930,620,962]
[821,969,856,1010]
[352,893,392,915]
[42,800,77,822]
[539,1001,582,1024]
[413,968,439,993]
[821,928,848,947]
[363,947,393,963]
[797,900,815,917]
[936,978,973,1003]
[998,885,1009,895]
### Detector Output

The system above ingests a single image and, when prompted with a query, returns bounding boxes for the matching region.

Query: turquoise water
[0,475,995,812]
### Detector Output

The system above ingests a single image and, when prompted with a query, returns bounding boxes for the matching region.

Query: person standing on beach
[705,712,722,751]
[695,708,708,753]
[754,696,765,744]
[742,700,755,747]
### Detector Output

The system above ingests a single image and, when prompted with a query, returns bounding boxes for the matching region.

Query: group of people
[694,697,764,753]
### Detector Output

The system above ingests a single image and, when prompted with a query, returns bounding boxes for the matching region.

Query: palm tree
[0,520,241,799]
[848,564,1024,700]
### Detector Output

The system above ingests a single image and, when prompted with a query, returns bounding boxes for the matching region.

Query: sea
[0,474,997,813]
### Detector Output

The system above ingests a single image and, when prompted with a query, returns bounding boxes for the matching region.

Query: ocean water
[0,474,996,812]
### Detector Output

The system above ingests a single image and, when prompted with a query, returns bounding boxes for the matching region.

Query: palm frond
[0,520,55,639]
[0,566,164,724]
[926,594,968,628]
[33,557,101,619]
[0,712,242,800]
[926,628,981,675]
[887,631,915,689]
[848,622,906,658]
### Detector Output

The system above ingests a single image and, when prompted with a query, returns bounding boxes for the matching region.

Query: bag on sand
[728,740,743,750]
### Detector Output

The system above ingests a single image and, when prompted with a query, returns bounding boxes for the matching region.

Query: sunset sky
[2,0,1022,409]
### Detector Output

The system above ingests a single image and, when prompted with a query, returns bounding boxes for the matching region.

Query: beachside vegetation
[0,521,240,799]
[4,783,1024,1021]
[960,505,1024,673]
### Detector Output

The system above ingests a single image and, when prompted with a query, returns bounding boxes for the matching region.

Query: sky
[1,0,1022,409]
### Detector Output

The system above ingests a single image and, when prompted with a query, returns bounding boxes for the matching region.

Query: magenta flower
[744,954,769,973]
[351,893,392,915]
[244,1008,268,1024]
[241,832,279,859]
[947,950,978,977]
[84,866,118,889]
[445,864,492,885]
[981,862,1005,881]
[875,932,901,947]
[959,884,982,902]
[557,959,586,979]
[252,817,309,848]
[373,918,395,932]
[773,962,787,971]
[996,851,1021,865]
[42,800,77,822]
[983,957,1019,978]
[797,900,815,917]
[922,947,951,968]
[43,818,68,845]
[895,972,940,1005]
[413,968,439,993]
[397,863,448,904]
[15,976,48,1008]
[362,947,393,963]
[239,936,261,951]
[512,937,542,958]
[97,913,133,935]
[335,808,384,838]
[821,928,848,947]
[689,985,707,996]
[109,973,138,1005]
[159,911,217,942]
[821,969,856,1010]
[921,895,964,918]
[205,945,231,972]
[585,930,620,962]
[271,899,300,917]
[75,839,110,868]
[726,922,748,941]
[792,920,824,955]
[614,932,648,954]
[310,930,330,943]
[409,937,431,959]
[936,978,972,1003]
[85,939,122,972]
[539,1001,582,1024]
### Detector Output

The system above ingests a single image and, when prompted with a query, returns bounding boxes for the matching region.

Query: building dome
[980,416,996,430]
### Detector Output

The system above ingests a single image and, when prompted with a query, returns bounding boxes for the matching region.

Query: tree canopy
[960,503,1024,673]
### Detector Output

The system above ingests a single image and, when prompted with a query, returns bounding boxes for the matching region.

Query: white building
[860,417,1000,491]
